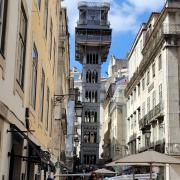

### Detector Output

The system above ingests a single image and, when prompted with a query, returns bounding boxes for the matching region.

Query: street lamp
[54,88,80,105]
[74,134,79,147]
[75,100,83,117]
[144,129,151,149]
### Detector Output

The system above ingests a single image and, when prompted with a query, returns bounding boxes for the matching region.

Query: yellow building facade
[28,0,59,150]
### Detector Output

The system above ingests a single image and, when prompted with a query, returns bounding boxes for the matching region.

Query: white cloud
[62,0,164,35]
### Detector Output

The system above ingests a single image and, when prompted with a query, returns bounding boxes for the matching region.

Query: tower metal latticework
[75,1,112,167]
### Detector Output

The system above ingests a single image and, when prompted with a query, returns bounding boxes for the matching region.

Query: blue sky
[62,0,164,76]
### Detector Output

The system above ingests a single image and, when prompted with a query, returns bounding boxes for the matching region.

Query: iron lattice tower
[75,1,112,167]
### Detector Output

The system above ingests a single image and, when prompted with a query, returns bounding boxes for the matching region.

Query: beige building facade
[0,0,69,179]
[101,57,128,162]
[126,0,180,179]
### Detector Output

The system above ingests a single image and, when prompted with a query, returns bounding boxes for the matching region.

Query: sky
[62,0,165,76]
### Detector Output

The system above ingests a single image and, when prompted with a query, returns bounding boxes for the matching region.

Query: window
[152,91,156,108]
[49,19,53,59]
[134,112,136,127]
[152,63,155,78]
[134,88,136,101]
[147,70,150,85]
[43,0,48,37]
[147,97,150,112]
[142,78,145,91]
[37,0,41,10]
[142,102,145,117]
[138,83,140,96]
[0,0,8,54]
[131,94,133,105]
[40,69,45,122]
[31,44,38,110]
[86,52,98,64]
[46,87,50,130]
[50,99,53,136]
[16,4,27,89]
[137,108,141,121]
[53,38,56,73]
[159,84,162,103]
[158,54,162,70]
[87,53,90,64]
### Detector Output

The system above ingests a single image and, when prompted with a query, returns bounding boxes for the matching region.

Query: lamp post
[75,100,83,117]
[144,129,152,180]
[145,129,151,149]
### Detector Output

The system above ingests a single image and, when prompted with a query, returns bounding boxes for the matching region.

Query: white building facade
[126,1,180,179]
[0,0,33,179]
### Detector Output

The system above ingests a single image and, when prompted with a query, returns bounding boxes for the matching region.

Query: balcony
[76,34,111,45]
[78,19,110,27]
[125,24,180,96]
[139,103,163,129]
[139,139,165,153]
[78,1,110,9]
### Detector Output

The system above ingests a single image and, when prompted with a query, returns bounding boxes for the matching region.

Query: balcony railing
[76,34,111,43]
[139,139,165,152]
[78,19,110,27]
[78,1,110,9]
[139,103,163,129]
[125,23,180,96]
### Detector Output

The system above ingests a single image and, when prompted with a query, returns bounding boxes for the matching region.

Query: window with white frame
[147,97,150,112]
[138,83,140,96]
[137,107,141,121]
[40,69,45,122]
[16,4,27,89]
[131,93,133,105]
[134,88,136,101]
[158,54,162,70]
[0,0,8,54]
[46,87,50,130]
[134,112,136,127]
[53,38,56,73]
[159,84,162,103]
[43,0,48,37]
[152,91,156,108]
[147,70,150,86]
[142,102,145,117]
[37,0,41,10]
[49,18,53,60]
[142,78,145,91]
[152,63,155,78]
[31,43,38,110]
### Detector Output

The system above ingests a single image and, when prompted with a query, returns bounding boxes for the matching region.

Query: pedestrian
[47,176,53,180]
[89,172,97,180]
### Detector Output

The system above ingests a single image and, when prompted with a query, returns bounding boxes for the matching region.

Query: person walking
[89,172,98,180]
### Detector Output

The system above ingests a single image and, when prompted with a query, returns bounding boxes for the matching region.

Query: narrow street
[1,0,180,180]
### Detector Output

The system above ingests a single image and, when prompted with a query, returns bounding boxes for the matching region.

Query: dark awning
[8,124,55,171]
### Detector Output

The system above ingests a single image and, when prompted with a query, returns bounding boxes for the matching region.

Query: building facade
[0,0,69,179]
[126,0,180,178]
[75,1,112,168]
[102,57,128,162]
[0,0,33,179]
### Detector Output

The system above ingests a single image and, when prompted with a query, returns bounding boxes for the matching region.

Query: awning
[8,124,55,171]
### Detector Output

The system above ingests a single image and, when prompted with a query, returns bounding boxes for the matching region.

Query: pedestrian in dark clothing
[89,172,97,180]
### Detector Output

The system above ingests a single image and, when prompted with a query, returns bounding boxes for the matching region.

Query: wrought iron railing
[78,1,110,8]
[78,19,110,26]
[125,23,180,96]
[76,34,111,42]
[139,103,163,129]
